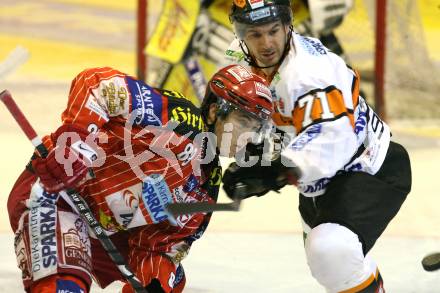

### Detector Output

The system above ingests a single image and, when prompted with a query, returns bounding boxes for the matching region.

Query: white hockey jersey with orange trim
[226,32,391,197]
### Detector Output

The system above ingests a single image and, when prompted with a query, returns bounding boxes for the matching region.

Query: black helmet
[229,0,292,26]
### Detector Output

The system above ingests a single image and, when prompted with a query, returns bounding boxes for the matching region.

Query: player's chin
[258,53,280,66]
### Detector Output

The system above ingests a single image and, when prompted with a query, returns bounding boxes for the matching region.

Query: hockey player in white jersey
[221,0,412,292]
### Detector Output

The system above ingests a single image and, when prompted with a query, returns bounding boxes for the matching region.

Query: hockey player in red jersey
[7,65,273,292]
[222,0,412,292]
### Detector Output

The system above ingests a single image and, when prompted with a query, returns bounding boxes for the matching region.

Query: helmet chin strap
[240,25,293,69]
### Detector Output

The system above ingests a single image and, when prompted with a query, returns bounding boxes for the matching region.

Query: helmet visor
[217,99,273,144]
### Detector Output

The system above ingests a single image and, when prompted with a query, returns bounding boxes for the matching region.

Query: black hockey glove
[222,156,300,200]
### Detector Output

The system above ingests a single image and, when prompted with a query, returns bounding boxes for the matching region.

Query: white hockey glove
[308,0,354,35]
[189,10,235,65]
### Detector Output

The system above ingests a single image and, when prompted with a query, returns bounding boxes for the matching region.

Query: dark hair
[200,90,218,126]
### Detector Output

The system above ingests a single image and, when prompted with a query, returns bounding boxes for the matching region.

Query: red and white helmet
[205,64,274,123]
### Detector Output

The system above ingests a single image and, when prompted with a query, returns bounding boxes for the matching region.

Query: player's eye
[269,28,279,36]
[247,31,261,39]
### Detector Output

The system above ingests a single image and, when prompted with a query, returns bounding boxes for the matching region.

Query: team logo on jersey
[123,190,139,210]
[141,174,173,224]
[300,37,327,56]
[127,78,164,126]
[289,124,322,151]
[170,105,205,133]
[104,188,140,229]
[101,79,128,115]
[62,217,92,273]
[28,183,58,281]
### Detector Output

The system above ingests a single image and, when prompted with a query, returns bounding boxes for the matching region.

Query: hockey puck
[422,252,440,271]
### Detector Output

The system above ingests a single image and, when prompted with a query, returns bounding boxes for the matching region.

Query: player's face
[243,21,288,68]
[215,109,263,158]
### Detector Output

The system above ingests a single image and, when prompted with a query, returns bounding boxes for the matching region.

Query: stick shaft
[167,201,241,216]
[1,90,38,140]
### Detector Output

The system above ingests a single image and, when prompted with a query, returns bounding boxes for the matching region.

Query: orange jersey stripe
[351,69,361,110]
[292,86,354,133]
[272,112,294,126]
[339,272,376,293]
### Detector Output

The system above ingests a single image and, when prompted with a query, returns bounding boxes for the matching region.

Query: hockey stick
[0,46,29,80]
[422,252,440,272]
[0,90,148,293]
[167,200,241,216]
[166,183,247,216]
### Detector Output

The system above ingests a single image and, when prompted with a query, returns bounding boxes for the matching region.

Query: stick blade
[166,201,241,216]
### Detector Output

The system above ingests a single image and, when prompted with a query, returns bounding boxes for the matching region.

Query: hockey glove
[222,156,299,200]
[189,10,234,65]
[308,0,353,35]
[32,124,97,193]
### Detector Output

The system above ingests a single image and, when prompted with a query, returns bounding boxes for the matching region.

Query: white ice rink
[1,231,439,292]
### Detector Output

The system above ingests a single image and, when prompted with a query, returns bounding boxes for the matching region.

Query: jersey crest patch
[127,77,164,126]
[141,174,174,224]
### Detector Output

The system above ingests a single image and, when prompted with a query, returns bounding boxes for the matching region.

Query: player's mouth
[261,51,276,60]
